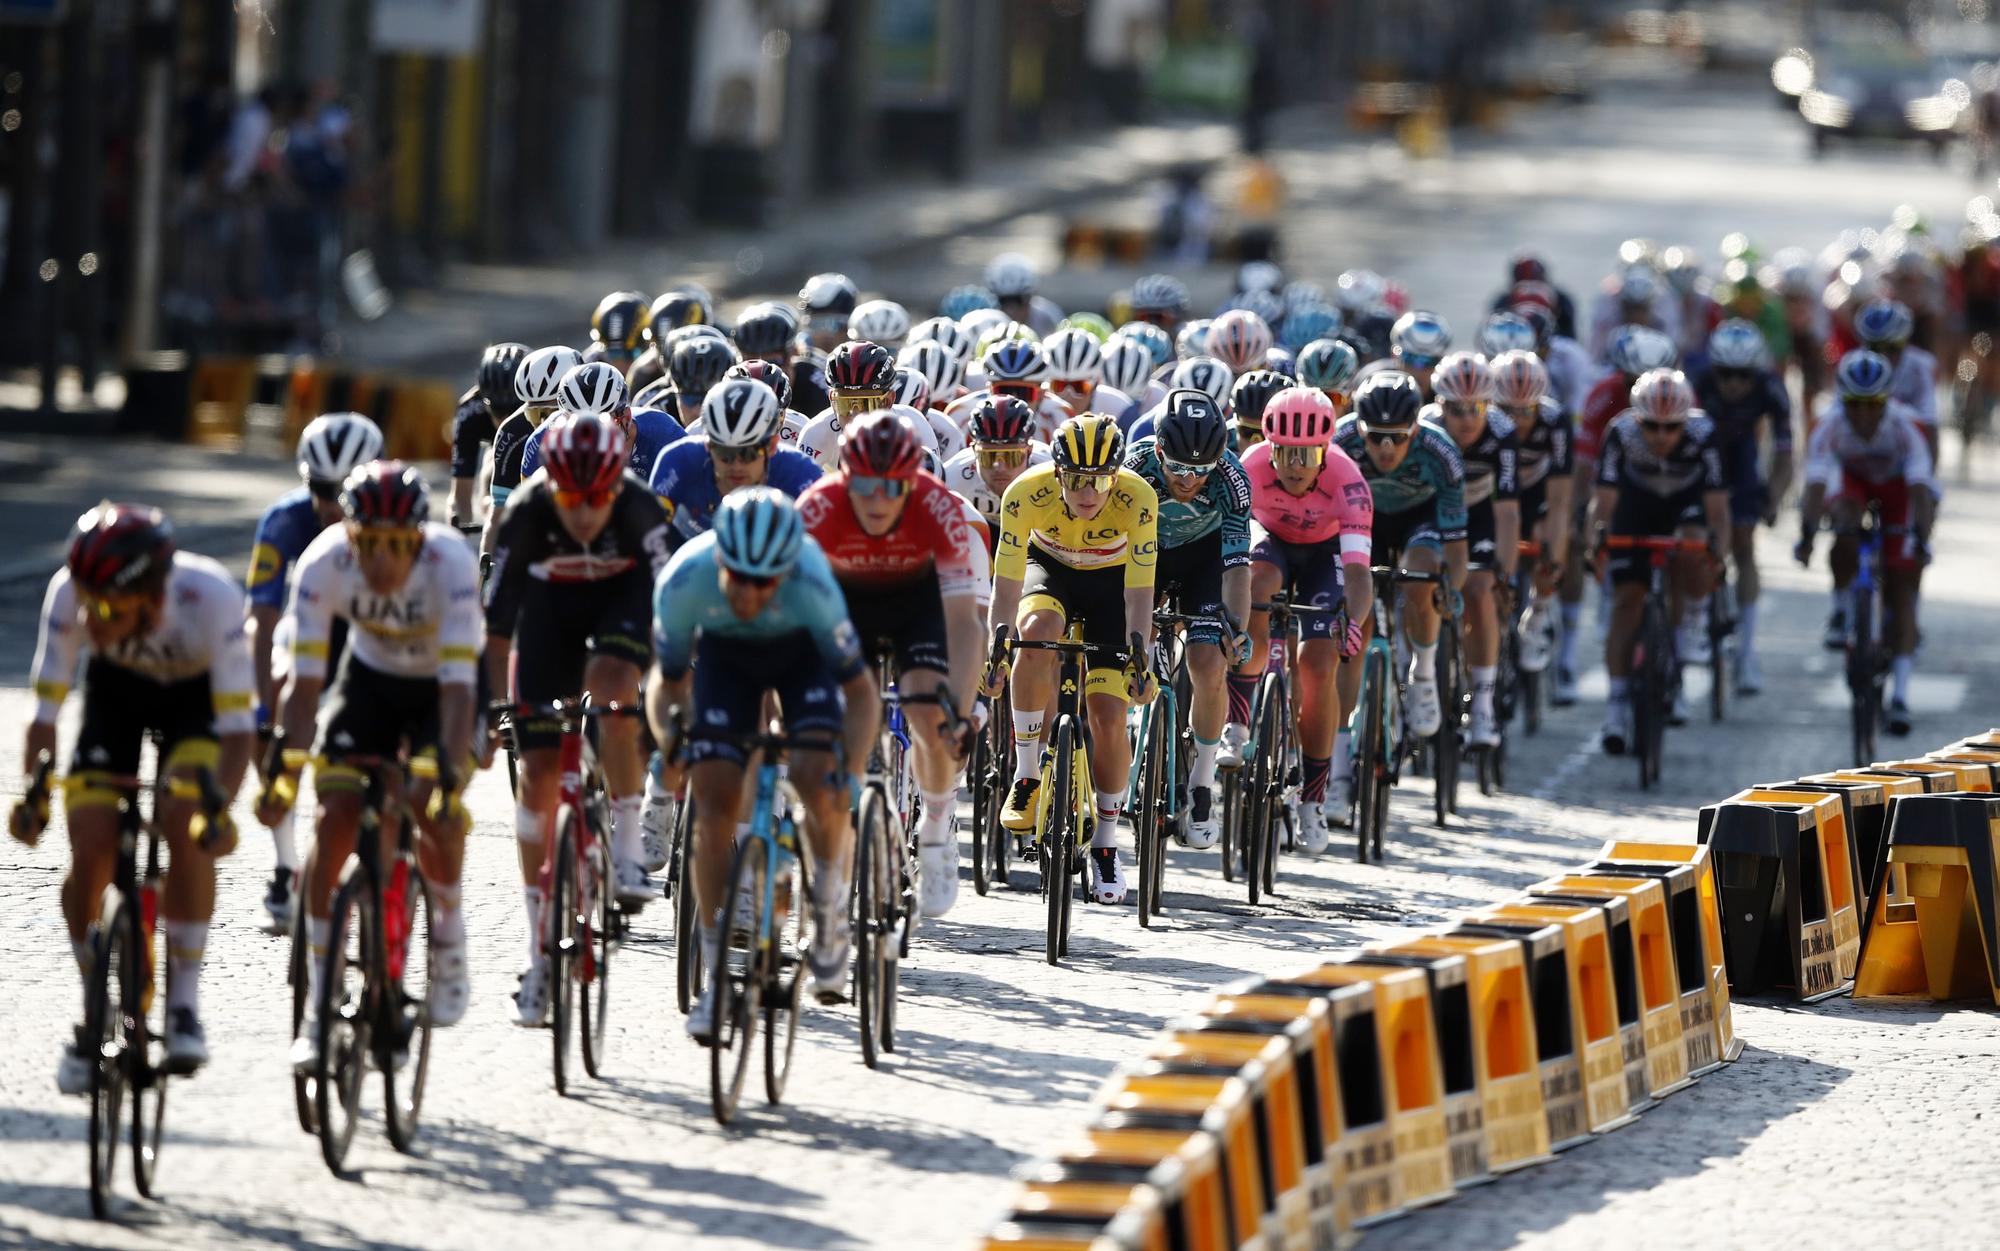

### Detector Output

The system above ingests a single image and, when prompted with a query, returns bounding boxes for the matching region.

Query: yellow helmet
[1052,413,1124,473]
[591,290,651,354]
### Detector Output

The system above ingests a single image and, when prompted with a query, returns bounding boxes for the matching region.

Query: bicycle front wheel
[1355,650,1387,864]
[1850,589,1879,767]
[315,865,372,1175]
[85,909,128,1219]
[764,846,808,1105]
[580,833,615,1081]
[382,859,433,1153]
[131,904,169,1199]
[1041,717,1080,965]
[1134,697,1166,928]
[710,833,766,1126]
[856,784,896,1069]
[288,900,316,1135]
[1433,625,1461,826]
[549,819,577,1096]
[673,795,704,1016]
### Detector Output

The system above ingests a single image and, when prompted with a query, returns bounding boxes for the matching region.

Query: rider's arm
[839,667,881,792]
[248,604,281,725]
[1495,500,1521,580]
[1764,378,1796,520]
[436,537,484,770]
[1123,478,1160,650]
[1545,474,1574,569]
[1429,433,1470,593]
[1699,436,1732,555]
[204,579,259,797]
[987,478,1032,639]
[25,569,75,782]
[480,490,532,683]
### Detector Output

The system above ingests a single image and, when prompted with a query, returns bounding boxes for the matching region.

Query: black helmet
[68,501,175,596]
[478,342,529,409]
[1352,370,1424,427]
[1156,389,1229,467]
[646,288,713,341]
[590,290,650,354]
[669,335,740,401]
[1228,369,1289,426]
[799,272,859,317]
[732,302,797,358]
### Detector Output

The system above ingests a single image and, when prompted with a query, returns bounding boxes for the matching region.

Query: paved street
[4,71,2000,1250]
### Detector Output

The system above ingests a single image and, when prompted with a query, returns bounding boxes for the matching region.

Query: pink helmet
[1488,349,1549,408]
[1430,351,1493,404]
[1630,368,1694,423]
[1262,386,1338,447]
[1207,308,1274,374]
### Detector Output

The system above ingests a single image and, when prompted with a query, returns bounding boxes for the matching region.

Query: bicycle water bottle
[384,861,410,981]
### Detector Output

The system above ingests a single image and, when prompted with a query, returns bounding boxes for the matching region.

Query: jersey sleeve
[993,474,1034,582]
[1215,454,1253,568]
[1122,474,1160,592]
[434,536,484,686]
[1494,437,1519,500]
[920,480,986,599]
[1764,375,1795,454]
[519,429,544,479]
[204,577,257,734]
[650,547,704,679]
[1549,420,1574,476]
[624,483,676,582]
[1698,429,1727,492]
[1332,455,1375,560]
[286,533,339,683]
[1902,420,1937,494]
[29,569,81,723]
[482,490,537,639]
[450,391,489,480]
[797,542,867,680]
[1803,414,1841,490]
[648,439,684,515]
[245,501,296,609]
[1427,434,1469,540]
[1596,425,1626,488]
[490,419,528,507]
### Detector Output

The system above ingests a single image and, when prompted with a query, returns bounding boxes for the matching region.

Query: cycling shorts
[1155,529,1227,646]
[688,632,845,766]
[1832,475,1922,573]
[1021,547,1130,698]
[1371,506,1445,569]
[845,570,950,678]
[1607,486,1705,586]
[69,659,219,795]
[1719,438,1765,525]
[510,572,653,751]
[1248,525,1342,641]
[316,654,441,766]
[1465,498,1497,568]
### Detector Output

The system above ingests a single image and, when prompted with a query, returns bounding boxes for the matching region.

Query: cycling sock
[1012,709,1045,781]
[1891,654,1914,702]
[165,920,206,1014]
[1092,792,1122,846]
[1411,641,1438,684]
[1191,734,1221,790]
[1303,755,1331,803]
[1472,665,1497,715]
[514,804,545,846]
[521,886,545,968]
[1683,597,1710,631]
[920,789,958,844]
[643,770,672,810]
[431,880,465,949]
[271,809,300,872]
[1331,728,1352,782]
[1608,677,1630,701]
[305,916,330,1010]
[611,794,644,866]
[1559,601,1582,670]
[1227,673,1256,724]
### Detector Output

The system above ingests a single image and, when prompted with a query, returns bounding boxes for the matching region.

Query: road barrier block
[1052,1126,1231,1251]
[1796,772,1921,915]
[1513,891,1651,1111]
[1093,1071,1264,1251]
[1852,793,2000,1004]
[1528,877,1692,1101]
[1274,965,1453,1212]
[1335,949,1489,1190]
[1696,799,1848,1000]
[1861,762,1974,793]
[1929,750,2000,790]
[1375,935,1554,1174]
[1885,757,1993,792]
[1729,789,1863,978]
[186,355,256,446]
[1958,731,2000,751]
[1454,907,1632,1141]
[1583,849,1736,1075]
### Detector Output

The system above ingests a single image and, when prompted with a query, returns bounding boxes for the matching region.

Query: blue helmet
[1476,312,1537,358]
[1853,299,1915,349]
[1117,321,1175,370]
[1296,337,1361,393]
[939,285,998,320]
[1278,303,1341,353]
[1835,349,1895,401]
[1390,310,1452,364]
[1262,346,1297,379]
[712,486,804,579]
[1706,319,1768,370]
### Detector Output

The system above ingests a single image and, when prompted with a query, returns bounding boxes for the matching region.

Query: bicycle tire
[1259,671,1290,900]
[856,783,895,1068]
[131,906,168,1199]
[288,898,316,1135]
[1135,695,1166,927]
[86,909,127,1219]
[764,844,808,1105]
[1218,764,1240,883]
[1043,717,1078,965]
[1522,665,1542,735]
[549,819,577,1096]
[673,795,703,1016]
[1851,589,1878,767]
[382,859,433,1153]
[581,835,614,1081]
[969,710,995,897]
[1433,624,1460,826]
[1355,649,1387,863]
[1633,602,1668,789]
[315,865,372,1174]
[988,693,1016,891]
[709,833,765,1126]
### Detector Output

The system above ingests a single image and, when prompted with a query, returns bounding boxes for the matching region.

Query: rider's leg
[1294,638,1340,800]
[513,746,559,966]
[1187,641,1226,791]
[1401,546,1443,672]
[1463,568,1498,736]
[1010,607,1063,780]
[1229,561,1284,753]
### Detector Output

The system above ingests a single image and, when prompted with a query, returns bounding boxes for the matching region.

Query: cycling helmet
[981,339,1050,386]
[1116,322,1175,370]
[1629,369,1695,423]
[67,502,174,596]
[1263,387,1339,447]
[712,486,804,578]
[1237,260,1283,294]
[341,459,431,528]
[478,342,529,409]
[1476,312,1537,358]
[557,361,630,417]
[825,340,897,394]
[1335,268,1388,313]
[1061,311,1115,342]
[939,284,998,319]
[668,323,732,352]
[1169,356,1234,409]
[1488,350,1550,409]
[701,378,783,449]
[908,315,973,365]
[1514,303,1557,354]
[1099,336,1154,396]
[1278,304,1340,353]
[1230,369,1290,425]
[1052,413,1124,473]
[1284,280,1329,310]
[840,409,926,480]
[1156,389,1230,465]
[958,307,1012,347]
[298,411,386,487]
[1129,273,1192,317]
[1854,299,1916,349]
[1042,327,1103,383]
[1353,371,1425,428]
[1207,309,1274,374]
[1263,347,1297,379]
[974,319,1038,358]
[669,335,739,400]
[1231,289,1286,330]
[1836,349,1895,400]
[647,289,711,340]
[1430,351,1494,404]
[590,291,650,353]
[515,345,586,406]
[849,298,912,347]
[1176,319,1213,360]
[984,252,1039,299]
[1511,251,1549,283]
[1390,310,1452,363]
[1706,319,1768,370]
[1616,267,1660,307]
[724,359,792,410]
[1660,245,1702,293]
[968,395,1035,446]
[891,366,931,411]
[1295,338,1361,394]
[731,302,797,358]
[1607,324,1677,376]
[799,272,859,317]
[899,340,964,399]
[538,412,630,496]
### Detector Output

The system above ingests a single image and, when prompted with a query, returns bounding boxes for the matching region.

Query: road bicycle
[1828,503,1898,767]
[1126,608,1209,926]
[967,684,1016,896]
[1602,535,1711,789]
[1418,572,1465,828]
[1348,564,1409,863]
[1222,595,1328,903]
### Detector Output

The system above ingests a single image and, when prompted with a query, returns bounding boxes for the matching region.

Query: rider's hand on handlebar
[255,767,300,829]
[8,793,47,846]
[1339,617,1366,659]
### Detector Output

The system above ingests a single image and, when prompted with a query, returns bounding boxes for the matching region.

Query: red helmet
[824,340,896,393]
[1262,387,1338,447]
[968,395,1035,446]
[839,409,925,480]
[340,461,430,528]
[541,411,630,495]
[1489,349,1549,408]
[726,359,792,410]
[67,501,174,595]
[1630,368,1694,423]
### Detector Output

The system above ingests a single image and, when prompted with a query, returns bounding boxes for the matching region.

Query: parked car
[1798,42,1967,157]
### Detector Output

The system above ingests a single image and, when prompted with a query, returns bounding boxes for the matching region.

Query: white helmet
[1042,327,1104,384]
[298,412,384,486]
[557,361,629,416]
[958,306,1011,346]
[892,366,931,411]
[515,345,586,405]
[984,252,1038,299]
[1170,355,1235,408]
[848,298,912,347]
[909,315,973,366]
[898,340,963,401]
[1100,336,1154,396]
[700,378,783,449]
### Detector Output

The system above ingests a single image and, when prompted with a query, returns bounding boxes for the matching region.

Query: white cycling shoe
[1404,678,1443,738]
[1218,723,1251,767]
[1091,849,1130,905]
[1677,621,1712,666]
[1467,703,1500,748]
[614,859,654,912]
[1178,786,1220,850]
[1517,603,1557,673]
[917,837,959,919]
[640,794,675,873]
[289,1010,321,1073]
[512,961,551,1028]
[58,1028,92,1096]
[1326,775,1353,827]
[807,902,852,1004]
[1296,802,1332,855]
[428,944,471,1027]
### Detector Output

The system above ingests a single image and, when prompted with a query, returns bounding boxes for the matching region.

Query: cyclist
[648,488,881,1038]
[1853,298,1941,461]
[1592,369,1730,753]
[850,298,913,351]
[1128,272,1192,337]
[520,360,687,482]
[1224,368,1290,452]
[1356,310,1451,398]
[1208,309,1275,377]
[714,357,813,444]
[1332,372,1468,746]
[1044,326,1139,427]
[1232,388,1374,843]
[449,342,527,530]
[1661,246,1724,362]
[799,413,987,917]
[629,287,716,394]
[24,504,254,1086]
[1099,336,1157,424]
[730,300,798,371]
[1797,349,1936,737]
[487,345,582,530]
[1690,318,1793,694]
[985,415,1159,906]
[800,341,898,465]
[484,413,674,1026]
[892,366,968,461]
[1516,301,1595,421]
[1429,352,1519,750]
[1491,251,1580,339]
[583,290,650,374]
[245,411,384,932]
[986,252,1063,335]
[1588,266,1679,364]
[1489,350,1573,674]
[946,338,1075,443]
[650,376,821,539]
[264,462,482,1065]
[1125,390,1254,849]
[1477,311,1538,360]
[1296,337,1362,413]
[901,339,969,415]
[942,395,1052,540]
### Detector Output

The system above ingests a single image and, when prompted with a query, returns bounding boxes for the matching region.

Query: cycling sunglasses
[552,486,619,509]
[1273,445,1326,468]
[1233,423,1264,447]
[1161,455,1215,478]
[1712,366,1757,383]
[848,475,911,499]
[307,480,342,503]
[1400,353,1441,371]
[1361,425,1413,446]
[711,443,768,466]
[1440,400,1484,420]
[80,588,150,622]
[830,391,892,417]
[990,382,1040,405]
[1637,418,1684,434]
[524,403,558,427]
[975,446,1031,471]
[1059,470,1114,493]
[724,567,780,590]
[348,525,425,557]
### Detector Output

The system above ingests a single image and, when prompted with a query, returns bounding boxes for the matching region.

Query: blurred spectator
[1153,164,1213,264]
[1232,154,1283,263]
[1085,0,1163,124]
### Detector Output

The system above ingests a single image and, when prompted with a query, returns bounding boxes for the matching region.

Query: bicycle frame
[1603,534,1708,788]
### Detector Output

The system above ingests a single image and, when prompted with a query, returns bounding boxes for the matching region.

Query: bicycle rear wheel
[764,846,807,1105]
[673,796,703,1016]
[86,908,128,1219]
[856,784,896,1069]
[382,860,433,1153]
[549,819,577,1096]
[1634,603,1669,789]
[1254,672,1287,901]
[288,899,316,1134]
[1850,590,1879,767]
[1355,650,1387,864]
[581,835,615,1081]
[710,834,766,1126]
[970,707,996,897]
[315,866,372,1174]
[131,909,169,1198]
[1134,697,1167,928]
[1433,625,1461,826]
